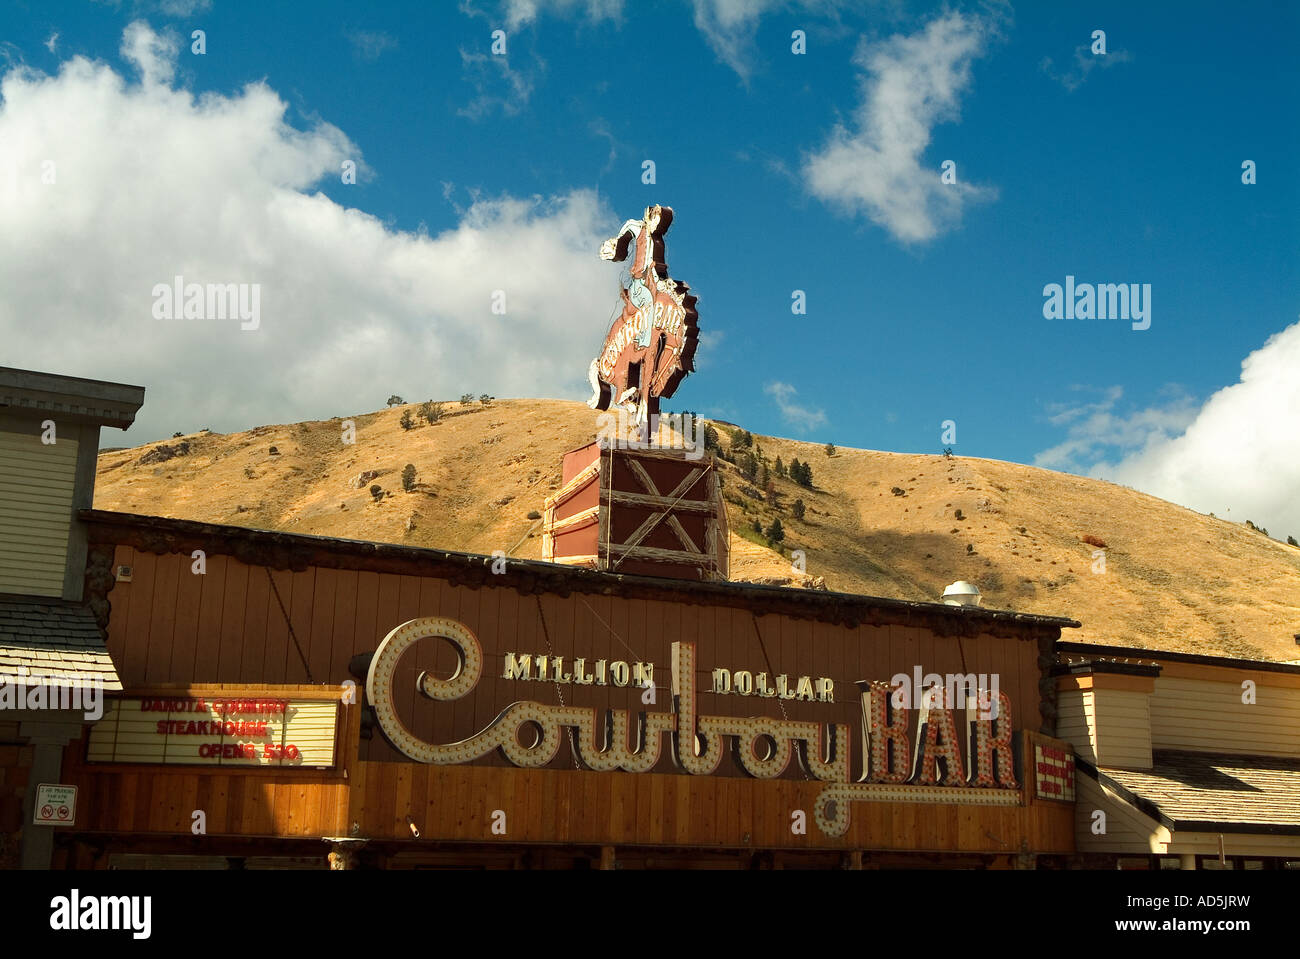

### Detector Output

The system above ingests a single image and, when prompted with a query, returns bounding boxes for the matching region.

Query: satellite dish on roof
[942,581,982,607]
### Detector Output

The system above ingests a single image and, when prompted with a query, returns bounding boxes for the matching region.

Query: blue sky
[1,1,1297,535]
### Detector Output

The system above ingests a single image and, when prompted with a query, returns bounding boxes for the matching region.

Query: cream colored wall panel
[1170,832,1300,858]
[1102,743,1154,771]
[1092,688,1153,770]
[1056,694,1096,763]
[1074,775,1169,855]
[0,429,78,597]
[1150,677,1300,758]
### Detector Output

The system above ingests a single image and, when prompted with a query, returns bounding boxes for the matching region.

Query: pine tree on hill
[787,458,813,489]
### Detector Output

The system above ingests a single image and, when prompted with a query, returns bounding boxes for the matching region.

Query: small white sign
[34,783,77,826]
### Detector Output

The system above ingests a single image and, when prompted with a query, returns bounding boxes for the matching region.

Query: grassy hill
[94,398,1300,661]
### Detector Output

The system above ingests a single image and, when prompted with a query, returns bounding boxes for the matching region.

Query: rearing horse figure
[587,205,699,438]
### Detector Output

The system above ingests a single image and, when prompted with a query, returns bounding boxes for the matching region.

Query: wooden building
[44,508,1082,869]
[1057,642,1300,869]
[0,367,144,869]
[8,364,1297,871]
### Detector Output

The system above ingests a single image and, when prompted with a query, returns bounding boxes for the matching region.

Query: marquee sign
[87,696,339,768]
[586,205,699,432]
[1034,742,1075,801]
[366,618,1024,838]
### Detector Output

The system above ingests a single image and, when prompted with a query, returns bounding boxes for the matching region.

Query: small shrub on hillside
[954,508,964,520]
[460,393,474,405]
[1288,535,1298,547]
[792,498,806,520]
[766,518,785,543]
[400,410,414,430]
[752,518,763,535]
[480,394,494,406]
[1081,534,1107,549]
[140,441,191,465]
[825,443,836,456]
[737,452,759,483]
[386,395,404,407]
[369,484,384,503]
[774,456,786,478]
[420,401,443,425]
[401,464,417,491]
[527,510,542,520]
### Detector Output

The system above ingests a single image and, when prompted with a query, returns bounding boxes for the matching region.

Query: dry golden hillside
[94,398,1300,661]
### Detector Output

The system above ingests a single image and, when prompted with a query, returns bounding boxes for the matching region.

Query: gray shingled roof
[0,597,122,691]
[1098,750,1300,833]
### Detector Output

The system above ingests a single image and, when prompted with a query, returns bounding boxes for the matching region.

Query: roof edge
[0,366,146,430]
[1057,640,1300,675]
[79,508,1082,637]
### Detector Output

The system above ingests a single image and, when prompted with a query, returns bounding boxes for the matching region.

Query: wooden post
[599,845,616,870]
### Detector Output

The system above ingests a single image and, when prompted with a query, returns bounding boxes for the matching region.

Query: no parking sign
[33,784,77,826]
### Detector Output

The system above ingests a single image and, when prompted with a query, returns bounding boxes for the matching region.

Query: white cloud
[688,1,873,81]
[1038,320,1300,539]
[765,381,826,432]
[1040,44,1132,93]
[494,0,624,30]
[120,19,179,87]
[0,23,620,444]
[1033,385,1199,471]
[457,0,624,117]
[476,0,845,80]
[346,30,398,62]
[44,34,59,54]
[154,0,213,15]
[693,329,724,371]
[457,47,535,119]
[689,0,787,79]
[802,10,1000,244]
